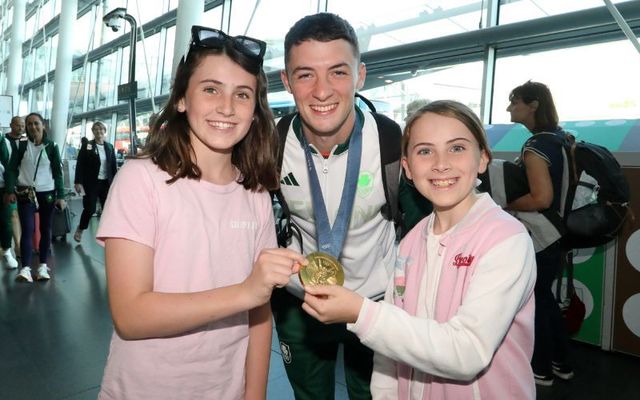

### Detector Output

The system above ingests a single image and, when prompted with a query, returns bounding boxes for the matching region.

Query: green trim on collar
[292,107,364,156]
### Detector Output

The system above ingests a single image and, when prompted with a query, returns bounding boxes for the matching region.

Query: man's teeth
[312,104,337,112]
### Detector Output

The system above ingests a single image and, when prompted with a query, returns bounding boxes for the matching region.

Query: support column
[50,0,77,147]
[171,0,204,78]
[6,0,26,114]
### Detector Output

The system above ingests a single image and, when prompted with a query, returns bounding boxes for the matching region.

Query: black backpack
[272,95,402,248]
[560,133,630,248]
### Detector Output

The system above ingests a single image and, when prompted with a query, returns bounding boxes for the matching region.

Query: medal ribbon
[300,113,363,258]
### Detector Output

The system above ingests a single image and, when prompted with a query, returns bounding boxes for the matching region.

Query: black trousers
[79,180,110,230]
[531,241,570,375]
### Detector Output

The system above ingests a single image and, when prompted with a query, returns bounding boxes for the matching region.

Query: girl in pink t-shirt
[96,26,305,400]
[300,101,536,399]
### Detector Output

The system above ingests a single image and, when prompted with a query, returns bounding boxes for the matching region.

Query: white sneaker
[36,264,50,281]
[16,267,33,283]
[3,249,18,269]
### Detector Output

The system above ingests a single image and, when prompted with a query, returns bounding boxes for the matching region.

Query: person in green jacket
[3,112,66,283]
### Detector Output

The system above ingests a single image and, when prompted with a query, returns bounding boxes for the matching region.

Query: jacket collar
[422,193,500,245]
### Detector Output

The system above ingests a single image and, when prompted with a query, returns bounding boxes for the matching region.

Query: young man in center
[273,13,412,399]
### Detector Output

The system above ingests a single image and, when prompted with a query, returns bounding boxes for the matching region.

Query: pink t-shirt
[96,159,276,400]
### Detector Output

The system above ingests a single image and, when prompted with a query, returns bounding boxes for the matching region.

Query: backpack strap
[371,112,402,225]
[355,92,402,224]
[273,113,297,247]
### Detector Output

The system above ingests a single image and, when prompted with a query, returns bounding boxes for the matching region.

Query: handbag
[14,146,44,209]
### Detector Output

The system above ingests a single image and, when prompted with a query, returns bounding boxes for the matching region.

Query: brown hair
[509,80,559,133]
[140,39,278,192]
[402,100,492,163]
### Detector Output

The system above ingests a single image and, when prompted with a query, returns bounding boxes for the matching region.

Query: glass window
[115,112,133,156]
[65,122,83,161]
[136,110,156,146]
[22,52,35,83]
[45,79,54,118]
[73,10,96,57]
[360,61,484,125]
[130,0,166,25]
[18,95,29,116]
[70,67,86,115]
[30,84,46,116]
[228,0,318,73]
[202,4,222,28]
[101,52,118,108]
[499,0,633,25]
[39,0,54,29]
[25,12,36,36]
[328,0,483,52]
[491,40,640,123]
[34,42,48,78]
[136,32,161,100]
[87,52,118,111]
[161,25,175,94]
[48,35,58,73]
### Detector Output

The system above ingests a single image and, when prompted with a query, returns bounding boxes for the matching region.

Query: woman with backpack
[505,80,574,386]
[4,112,66,283]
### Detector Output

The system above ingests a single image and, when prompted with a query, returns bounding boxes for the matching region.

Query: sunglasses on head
[189,26,266,65]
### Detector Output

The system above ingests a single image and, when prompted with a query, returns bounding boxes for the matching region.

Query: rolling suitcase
[52,206,72,241]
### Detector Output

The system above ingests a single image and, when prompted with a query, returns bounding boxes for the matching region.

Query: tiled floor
[0,199,639,399]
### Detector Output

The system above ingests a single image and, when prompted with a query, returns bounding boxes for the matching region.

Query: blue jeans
[18,190,56,266]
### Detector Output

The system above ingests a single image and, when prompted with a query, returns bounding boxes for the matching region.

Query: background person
[95,26,305,399]
[73,121,117,242]
[302,100,537,399]
[505,80,574,386]
[4,112,66,282]
[0,135,19,269]
[5,116,25,262]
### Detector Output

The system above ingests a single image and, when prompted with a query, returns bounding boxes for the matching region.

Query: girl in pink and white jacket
[303,100,537,399]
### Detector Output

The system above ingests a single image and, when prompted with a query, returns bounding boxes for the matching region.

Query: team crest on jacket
[356,171,374,198]
[453,253,475,267]
[280,341,292,364]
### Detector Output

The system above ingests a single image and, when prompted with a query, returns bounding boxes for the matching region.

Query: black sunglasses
[189,26,266,64]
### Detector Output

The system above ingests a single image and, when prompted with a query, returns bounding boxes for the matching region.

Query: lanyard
[300,115,363,258]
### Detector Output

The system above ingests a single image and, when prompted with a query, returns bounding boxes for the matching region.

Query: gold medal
[299,252,345,286]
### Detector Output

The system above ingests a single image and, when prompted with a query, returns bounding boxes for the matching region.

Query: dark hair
[25,112,47,141]
[141,33,279,192]
[403,100,492,164]
[284,13,360,67]
[509,80,559,133]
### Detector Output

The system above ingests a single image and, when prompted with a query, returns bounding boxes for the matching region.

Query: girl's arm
[348,233,536,381]
[245,303,272,400]
[507,151,553,211]
[105,238,303,340]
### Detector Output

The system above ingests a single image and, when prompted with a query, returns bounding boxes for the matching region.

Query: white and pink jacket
[348,194,537,399]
